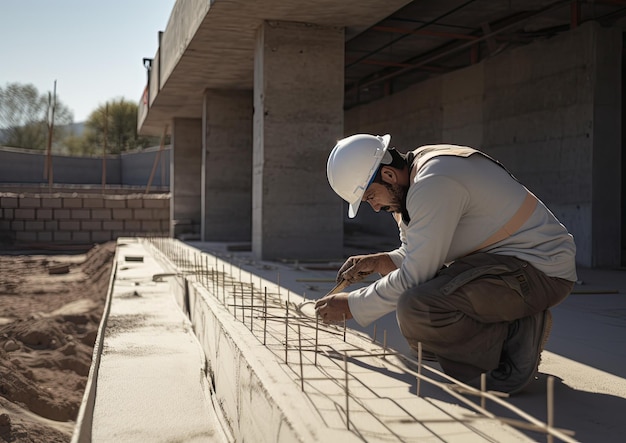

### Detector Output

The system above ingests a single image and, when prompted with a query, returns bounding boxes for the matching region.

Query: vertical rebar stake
[212,267,216,299]
[372,323,377,343]
[285,301,289,364]
[383,330,387,359]
[344,353,350,430]
[204,255,208,287]
[205,255,210,288]
[263,287,268,346]
[547,376,555,443]
[250,282,254,331]
[233,284,237,320]
[315,313,319,366]
[222,265,226,305]
[298,325,304,392]
[481,373,487,409]
[417,342,423,397]
[343,314,347,342]
[240,282,245,324]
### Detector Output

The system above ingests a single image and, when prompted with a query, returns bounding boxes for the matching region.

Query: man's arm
[337,252,398,284]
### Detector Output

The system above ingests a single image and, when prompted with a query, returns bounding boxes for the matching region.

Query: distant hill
[63,121,86,136]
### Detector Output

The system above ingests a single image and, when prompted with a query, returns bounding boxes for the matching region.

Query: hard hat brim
[347,134,391,218]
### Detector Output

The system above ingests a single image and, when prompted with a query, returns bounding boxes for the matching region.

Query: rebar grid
[142,237,577,443]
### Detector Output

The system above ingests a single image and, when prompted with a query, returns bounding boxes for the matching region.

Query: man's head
[327,134,409,218]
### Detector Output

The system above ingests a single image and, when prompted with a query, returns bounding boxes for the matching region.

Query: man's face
[362,180,407,215]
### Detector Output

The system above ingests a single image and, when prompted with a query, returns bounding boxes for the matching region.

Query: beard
[380,182,408,215]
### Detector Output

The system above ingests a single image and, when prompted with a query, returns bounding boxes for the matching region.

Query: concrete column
[253,20,344,261]
[202,89,253,242]
[591,24,621,267]
[170,117,202,238]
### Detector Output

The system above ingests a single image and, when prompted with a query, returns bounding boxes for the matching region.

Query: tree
[85,98,156,154]
[0,82,73,149]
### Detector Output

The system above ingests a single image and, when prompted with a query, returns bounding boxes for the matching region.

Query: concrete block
[15,231,37,242]
[82,221,102,231]
[104,198,127,209]
[54,231,71,242]
[112,208,133,220]
[134,209,152,219]
[45,220,58,230]
[143,198,167,209]
[152,209,169,220]
[19,197,41,208]
[37,231,53,242]
[37,209,53,220]
[14,209,35,220]
[81,197,104,208]
[63,197,83,208]
[92,209,112,220]
[92,231,113,243]
[72,231,91,242]
[54,209,70,219]
[59,221,81,231]
[0,196,18,208]
[142,220,162,231]
[3,208,13,219]
[11,221,24,231]
[42,197,63,208]
[127,199,143,209]
[24,221,44,231]
[71,209,91,220]
[124,220,142,231]
[103,221,124,231]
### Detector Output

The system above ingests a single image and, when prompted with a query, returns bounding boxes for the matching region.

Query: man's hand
[315,293,352,324]
[337,253,397,284]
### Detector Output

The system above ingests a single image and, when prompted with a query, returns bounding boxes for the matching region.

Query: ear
[380,166,398,184]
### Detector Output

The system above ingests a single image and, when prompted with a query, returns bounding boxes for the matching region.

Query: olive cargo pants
[396,253,574,381]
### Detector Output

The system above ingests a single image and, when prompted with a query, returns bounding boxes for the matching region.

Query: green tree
[85,98,157,154]
[0,82,73,149]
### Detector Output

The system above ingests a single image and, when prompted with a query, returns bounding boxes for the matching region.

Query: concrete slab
[75,237,626,442]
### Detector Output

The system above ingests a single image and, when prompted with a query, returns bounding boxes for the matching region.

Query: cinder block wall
[0,193,169,246]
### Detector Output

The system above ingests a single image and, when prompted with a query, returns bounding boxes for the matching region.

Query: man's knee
[396,285,437,332]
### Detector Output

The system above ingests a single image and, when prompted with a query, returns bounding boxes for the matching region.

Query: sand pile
[0,242,116,442]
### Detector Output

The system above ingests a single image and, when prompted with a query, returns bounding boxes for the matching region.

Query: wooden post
[102,103,108,193]
[44,80,57,191]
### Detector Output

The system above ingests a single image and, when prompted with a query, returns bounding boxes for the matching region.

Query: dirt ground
[0,242,116,443]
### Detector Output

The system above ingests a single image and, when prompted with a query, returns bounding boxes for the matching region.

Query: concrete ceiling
[140,0,626,135]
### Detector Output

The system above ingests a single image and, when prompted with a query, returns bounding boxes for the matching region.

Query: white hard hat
[327,133,391,218]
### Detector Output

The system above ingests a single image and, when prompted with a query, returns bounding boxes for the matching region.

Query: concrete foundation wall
[345,22,621,268]
[0,193,169,246]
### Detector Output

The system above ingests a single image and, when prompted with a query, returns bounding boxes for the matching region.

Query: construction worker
[315,134,577,394]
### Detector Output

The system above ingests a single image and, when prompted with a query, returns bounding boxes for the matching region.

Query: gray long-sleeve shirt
[347,145,577,327]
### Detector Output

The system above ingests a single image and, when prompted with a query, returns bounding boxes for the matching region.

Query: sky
[1,0,176,123]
